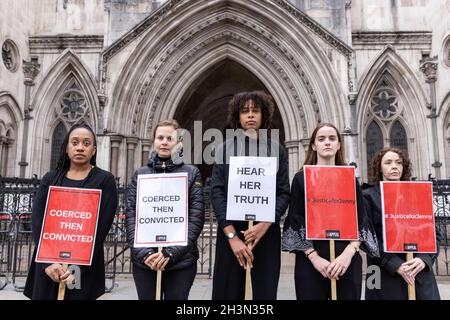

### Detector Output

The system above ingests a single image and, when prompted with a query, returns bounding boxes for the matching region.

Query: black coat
[24,167,118,300]
[125,152,204,271]
[210,136,290,299]
[282,171,380,258]
[363,184,440,300]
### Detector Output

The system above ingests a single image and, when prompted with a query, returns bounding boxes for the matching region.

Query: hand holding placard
[242,221,271,249]
[304,166,359,300]
[381,181,436,300]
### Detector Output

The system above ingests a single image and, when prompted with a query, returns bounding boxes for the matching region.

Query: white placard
[134,172,188,248]
[226,156,277,222]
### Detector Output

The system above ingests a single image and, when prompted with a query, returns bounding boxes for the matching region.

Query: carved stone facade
[1,0,450,181]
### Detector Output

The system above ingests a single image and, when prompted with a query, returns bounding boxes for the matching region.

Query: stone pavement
[1,253,449,300]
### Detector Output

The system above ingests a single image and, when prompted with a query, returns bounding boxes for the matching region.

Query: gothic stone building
[1,0,450,183]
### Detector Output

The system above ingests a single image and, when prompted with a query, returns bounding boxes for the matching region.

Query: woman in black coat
[363,147,440,300]
[24,124,118,300]
[282,123,379,300]
[125,119,204,300]
[211,91,290,300]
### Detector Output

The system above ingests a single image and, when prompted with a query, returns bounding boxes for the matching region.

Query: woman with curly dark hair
[363,147,440,300]
[211,91,290,300]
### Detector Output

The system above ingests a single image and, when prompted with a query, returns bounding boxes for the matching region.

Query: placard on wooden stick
[226,156,277,222]
[35,186,102,265]
[134,172,189,300]
[381,181,437,254]
[226,156,277,300]
[304,165,359,241]
[134,172,189,248]
[304,166,359,301]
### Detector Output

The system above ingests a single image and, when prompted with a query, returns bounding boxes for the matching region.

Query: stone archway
[357,46,429,180]
[105,0,351,182]
[0,93,21,177]
[173,59,286,180]
[30,49,100,177]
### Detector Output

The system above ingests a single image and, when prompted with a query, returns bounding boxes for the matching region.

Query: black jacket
[125,152,204,271]
[211,136,290,232]
[24,167,118,300]
[363,183,440,300]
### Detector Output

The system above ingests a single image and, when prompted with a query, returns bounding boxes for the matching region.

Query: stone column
[420,57,441,178]
[0,138,4,176]
[141,139,152,166]
[109,135,123,178]
[19,57,40,177]
[284,140,300,181]
[126,137,139,183]
[1,139,10,177]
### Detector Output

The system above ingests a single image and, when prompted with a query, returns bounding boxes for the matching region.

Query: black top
[125,152,205,271]
[24,167,118,300]
[210,136,290,232]
[282,170,380,258]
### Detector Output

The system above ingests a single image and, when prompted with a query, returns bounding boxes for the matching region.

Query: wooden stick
[330,240,337,300]
[406,252,416,300]
[245,220,254,300]
[156,247,162,300]
[57,263,68,300]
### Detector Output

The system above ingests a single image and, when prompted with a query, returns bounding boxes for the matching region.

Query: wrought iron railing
[0,176,448,292]
[0,176,216,292]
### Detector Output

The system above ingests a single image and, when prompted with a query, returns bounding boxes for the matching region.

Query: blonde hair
[152,119,181,140]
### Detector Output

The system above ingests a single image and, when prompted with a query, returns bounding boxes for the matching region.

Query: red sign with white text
[381,181,437,253]
[35,186,102,265]
[304,166,359,240]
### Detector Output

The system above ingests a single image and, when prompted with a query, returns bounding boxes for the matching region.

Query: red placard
[304,166,359,240]
[35,186,102,265]
[381,181,437,253]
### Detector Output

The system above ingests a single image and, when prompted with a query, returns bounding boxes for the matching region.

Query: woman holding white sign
[125,119,204,300]
[24,124,118,300]
[363,147,440,300]
[211,91,290,300]
[282,123,379,300]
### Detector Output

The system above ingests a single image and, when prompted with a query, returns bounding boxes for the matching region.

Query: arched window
[50,122,67,170]
[366,121,383,173]
[390,120,408,155]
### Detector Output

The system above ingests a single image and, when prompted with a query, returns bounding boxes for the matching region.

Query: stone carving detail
[22,57,40,86]
[132,14,322,137]
[445,37,450,68]
[2,40,19,72]
[57,83,91,125]
[370,87,399,121]
[101,0,353,93]
[419,57,438,83]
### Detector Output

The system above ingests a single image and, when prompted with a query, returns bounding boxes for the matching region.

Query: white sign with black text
[134,172,188,248]
[226,156,277,222]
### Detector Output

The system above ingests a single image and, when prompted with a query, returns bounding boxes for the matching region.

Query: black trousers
[212,222,281,300]
[294,241,362,300]
[132,263,197,300]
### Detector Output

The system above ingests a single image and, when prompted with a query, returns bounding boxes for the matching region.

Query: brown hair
[152,119,181,140]
[369,147,412,183]
[303,123,347,168]
[227,91,274,130]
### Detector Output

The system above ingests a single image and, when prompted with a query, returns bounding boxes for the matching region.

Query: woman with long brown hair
[282,123,379,300]
[363,147,440,300]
